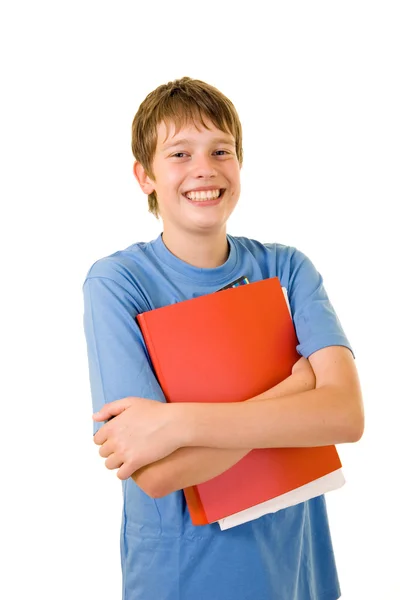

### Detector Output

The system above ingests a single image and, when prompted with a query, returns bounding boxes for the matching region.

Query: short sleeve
[82,265,166,435]
[287,249,354,359]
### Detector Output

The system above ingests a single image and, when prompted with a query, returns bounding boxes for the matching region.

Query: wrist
[172,401,246,449]
[171,402,228,448]
[169,402,198,447]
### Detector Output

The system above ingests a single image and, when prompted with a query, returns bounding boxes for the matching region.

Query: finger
[105,453,123,471]
[99,440,114,458]
[116,450,156,481]
[93,425,107,446]
[93,398,132,421]
[291,356,307,373]
[117,462,138,481]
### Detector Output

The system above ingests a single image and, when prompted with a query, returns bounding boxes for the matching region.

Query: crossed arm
[131,346,364,498]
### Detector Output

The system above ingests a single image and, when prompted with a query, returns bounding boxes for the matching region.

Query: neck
[161,229,229,269]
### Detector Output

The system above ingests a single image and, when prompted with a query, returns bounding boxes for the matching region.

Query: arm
[179,346,364,450]
[132,357,316,498]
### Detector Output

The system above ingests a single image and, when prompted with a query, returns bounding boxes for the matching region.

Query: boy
[83,77,364,600]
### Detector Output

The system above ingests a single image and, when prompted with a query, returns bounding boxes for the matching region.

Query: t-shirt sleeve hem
[296,335,355,360]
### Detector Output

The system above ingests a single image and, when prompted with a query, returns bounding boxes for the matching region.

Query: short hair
[131,77,243,219]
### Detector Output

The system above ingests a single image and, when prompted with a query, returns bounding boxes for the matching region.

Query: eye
[172,152,188,158]
[214,150,230,156]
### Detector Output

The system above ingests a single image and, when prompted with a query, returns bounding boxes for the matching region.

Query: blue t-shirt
[83,233,352,600]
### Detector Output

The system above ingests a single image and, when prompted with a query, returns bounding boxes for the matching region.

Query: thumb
[93,398,132,421]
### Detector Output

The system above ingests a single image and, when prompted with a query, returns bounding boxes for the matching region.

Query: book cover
[136,277,344,529]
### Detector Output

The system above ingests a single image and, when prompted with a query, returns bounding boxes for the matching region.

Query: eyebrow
[161,137,236,151]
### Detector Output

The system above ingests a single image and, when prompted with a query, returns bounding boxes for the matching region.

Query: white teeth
[185,189,222,201]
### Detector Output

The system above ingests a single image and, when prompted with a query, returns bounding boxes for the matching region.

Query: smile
[184,189,225,202]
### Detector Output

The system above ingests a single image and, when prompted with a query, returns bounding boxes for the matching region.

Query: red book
[136,277,344,530]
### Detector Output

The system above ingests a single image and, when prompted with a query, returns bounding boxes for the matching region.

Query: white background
[1,1,399,599]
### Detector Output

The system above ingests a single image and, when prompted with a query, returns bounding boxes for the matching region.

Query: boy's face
[137,118,241,237]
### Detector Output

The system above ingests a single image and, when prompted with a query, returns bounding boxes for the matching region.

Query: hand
[92,397,183,480]
[291,356,316,391]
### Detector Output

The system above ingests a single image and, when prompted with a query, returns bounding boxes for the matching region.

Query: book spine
[136,314,170,401]
[183,486,209,525]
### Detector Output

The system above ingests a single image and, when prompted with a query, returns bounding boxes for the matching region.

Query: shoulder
[232,236,353,357]
[81,239,160,317]
[82,239,153,290]
[231,234,294,257]
[230,234,314,279]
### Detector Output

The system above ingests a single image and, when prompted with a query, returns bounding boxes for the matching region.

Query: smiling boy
[83,77,364,600]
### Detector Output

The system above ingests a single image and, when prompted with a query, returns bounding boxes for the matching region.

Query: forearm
[181,384,362,450]
[132,368,315,498]
[132,446,250,498]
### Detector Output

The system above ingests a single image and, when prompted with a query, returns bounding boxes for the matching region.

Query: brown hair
[131,77,243,219]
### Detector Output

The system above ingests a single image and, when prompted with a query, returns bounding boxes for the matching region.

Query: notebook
[136,276,344,529]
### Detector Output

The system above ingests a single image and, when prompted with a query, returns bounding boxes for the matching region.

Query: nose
[191,153,217,178]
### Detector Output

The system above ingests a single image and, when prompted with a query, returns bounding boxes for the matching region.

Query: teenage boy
[83,76,364,600]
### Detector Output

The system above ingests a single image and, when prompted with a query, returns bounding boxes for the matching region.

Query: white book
[218,469,345,530]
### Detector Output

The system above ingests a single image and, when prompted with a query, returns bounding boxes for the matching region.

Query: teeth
[185,189,221,201]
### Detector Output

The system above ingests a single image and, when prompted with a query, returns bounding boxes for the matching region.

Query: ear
[133,161,155,195]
